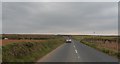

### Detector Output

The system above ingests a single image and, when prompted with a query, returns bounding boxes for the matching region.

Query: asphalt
[37,39,118,62]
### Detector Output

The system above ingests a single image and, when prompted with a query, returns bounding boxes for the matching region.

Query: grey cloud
[0,2,2,34]
[2,0,120,2]
[2,2,118,35]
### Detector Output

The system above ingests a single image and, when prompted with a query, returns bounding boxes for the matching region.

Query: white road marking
[73,42,80,60]
[75,49,78,53]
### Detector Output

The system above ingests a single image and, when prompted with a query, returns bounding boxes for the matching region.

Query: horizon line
[1,33,118,36]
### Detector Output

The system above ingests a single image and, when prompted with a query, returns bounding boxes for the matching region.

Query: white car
[66,39,72,43]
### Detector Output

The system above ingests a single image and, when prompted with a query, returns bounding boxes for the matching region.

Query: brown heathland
[96,41,118,52]
[2,40,46,46]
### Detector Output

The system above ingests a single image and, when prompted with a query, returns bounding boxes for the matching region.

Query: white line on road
[75,49,78,53]
[73,42,80,59]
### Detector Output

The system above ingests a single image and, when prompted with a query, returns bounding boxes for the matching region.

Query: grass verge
[2,37,65,63]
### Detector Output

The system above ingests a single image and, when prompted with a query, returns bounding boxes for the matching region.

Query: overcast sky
[2,2,118,35]
[0,2,1,34]
[2,0,120,2]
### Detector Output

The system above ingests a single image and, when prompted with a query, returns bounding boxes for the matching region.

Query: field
[0,40,1,46]
[2,40,46,46]
[1,34,56,46]
[72,35,119,59]
[2,34,54,40]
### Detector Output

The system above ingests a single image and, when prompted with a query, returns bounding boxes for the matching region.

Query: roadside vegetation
[72,35,119,59]
[0,35,2,62]
[2,34,65,63]
[0,35,2,39]
[0,46,1,63]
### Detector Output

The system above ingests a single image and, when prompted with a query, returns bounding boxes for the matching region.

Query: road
[37,39,118,62]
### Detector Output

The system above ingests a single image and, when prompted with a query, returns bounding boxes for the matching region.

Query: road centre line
[73,42,80,59]
[75,49,78,53]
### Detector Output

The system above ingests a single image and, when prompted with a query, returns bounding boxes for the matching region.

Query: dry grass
[0,40,1,46]
[2,40,46,46]
[96,42,118,52]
